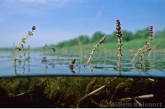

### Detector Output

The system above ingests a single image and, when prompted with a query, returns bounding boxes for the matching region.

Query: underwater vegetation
[0,77,165,108]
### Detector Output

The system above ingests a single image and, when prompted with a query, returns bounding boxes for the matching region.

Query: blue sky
[0,0,165,48]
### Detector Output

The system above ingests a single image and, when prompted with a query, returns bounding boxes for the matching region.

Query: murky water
[0,50,165,78]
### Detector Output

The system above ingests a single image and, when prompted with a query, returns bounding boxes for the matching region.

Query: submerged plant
[0,76,163,108]
[13,26,36,61]
[86,36,106,65]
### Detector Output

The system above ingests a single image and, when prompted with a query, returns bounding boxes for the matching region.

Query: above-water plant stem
[13,26,36,61]
[116,20,122,73]
[52,47,59,63]
[132,26,153,63]
[86,36,106,65]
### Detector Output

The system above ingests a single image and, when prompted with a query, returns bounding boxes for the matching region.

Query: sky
[0,0,165,48]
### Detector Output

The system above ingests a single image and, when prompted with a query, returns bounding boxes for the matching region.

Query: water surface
[0,50,165,78]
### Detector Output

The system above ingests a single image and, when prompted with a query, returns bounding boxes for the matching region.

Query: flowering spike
[32,26,36,30]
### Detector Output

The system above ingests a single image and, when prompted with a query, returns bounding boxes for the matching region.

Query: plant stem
[86,36,106,65]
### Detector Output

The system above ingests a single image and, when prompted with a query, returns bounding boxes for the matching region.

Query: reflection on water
[0,50,165,78]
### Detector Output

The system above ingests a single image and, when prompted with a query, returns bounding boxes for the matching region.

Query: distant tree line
[56,27,165,48]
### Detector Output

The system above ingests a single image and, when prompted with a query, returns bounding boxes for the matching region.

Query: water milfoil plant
[86,36,106,65]
[52,47,59,64]
[0,77,157,108]
[116,20,122,73]
[13,26,36,61]
[78,39,83,64]
[69,59,76,73]
[78,39,83,73]
[132,26,153,63]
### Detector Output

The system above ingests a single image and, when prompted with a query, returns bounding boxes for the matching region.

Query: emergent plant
[13,26,36,61]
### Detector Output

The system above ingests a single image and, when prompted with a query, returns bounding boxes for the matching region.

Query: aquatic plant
[0,77,162,108]
[1,19,165,108]
[27,45,31,60]
[78,39,83,60]
[52,47,59,64]
[69,59,76,73]
[132,26,153,63]
[44,44,48,56]
[116,20,122,73]
[148,40,164,57]
[77,39,83,73]
[12,26,36,61]
[131,26,155,72]
[86,36,106,65]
